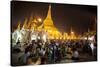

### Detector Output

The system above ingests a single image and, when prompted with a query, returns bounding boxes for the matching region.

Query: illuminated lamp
[88,36,94,41]
[38,18,42,22]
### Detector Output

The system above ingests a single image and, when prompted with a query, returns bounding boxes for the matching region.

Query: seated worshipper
[72,48,79,61]
[26,56,41,65]
[93,43,97,60]
[39,48,47,64]
[13,41,21,53]
[89,41,95,56]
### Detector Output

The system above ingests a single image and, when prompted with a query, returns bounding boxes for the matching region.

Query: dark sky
[11,1,97,35]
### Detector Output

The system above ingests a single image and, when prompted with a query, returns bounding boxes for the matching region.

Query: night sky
[11,1,97,35]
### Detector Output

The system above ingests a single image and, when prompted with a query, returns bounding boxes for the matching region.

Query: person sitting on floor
[72,48,79,61]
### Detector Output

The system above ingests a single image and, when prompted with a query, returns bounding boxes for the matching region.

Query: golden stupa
[38,5,61,39]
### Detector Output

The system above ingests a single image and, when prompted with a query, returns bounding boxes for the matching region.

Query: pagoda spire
[70,27,73,33]
[28,14,33,29]
[88,28,90,32]
[22,17,28,29]
[17,21,21,30]
[43,4,54,27]
[46,4,52,19]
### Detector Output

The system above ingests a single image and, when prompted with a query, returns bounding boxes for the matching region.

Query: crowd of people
[12,39,97,65]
